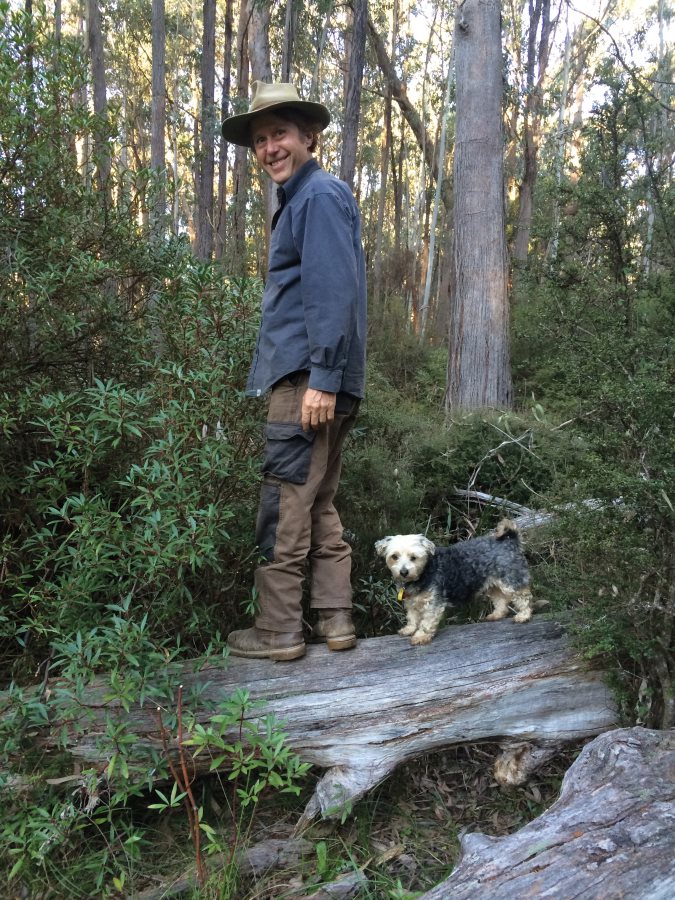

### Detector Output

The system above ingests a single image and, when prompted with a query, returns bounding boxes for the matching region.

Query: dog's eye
[409,555,417,561]
[391,553,399,561]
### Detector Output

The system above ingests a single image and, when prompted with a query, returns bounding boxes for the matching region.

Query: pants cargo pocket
[262,422,316,485]
[255,481,281,562]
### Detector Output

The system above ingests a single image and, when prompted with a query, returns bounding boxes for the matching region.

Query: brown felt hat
[221,80,331,147]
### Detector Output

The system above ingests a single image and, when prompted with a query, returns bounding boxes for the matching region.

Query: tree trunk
[446,0,512,410]
[420,52,452,337]
[421,727,675,899]
[150,0,166,233]
[340,0,367,190]
[309,2,333,101]
[33,620,617,832]
[513,0,554,265]
[230,0,250,275]
[247,0,274,261]
[215,0,234,261]
[281,0,299,83]
[86,0,111,192]
[195,0,216,260]
[372,0,397,314]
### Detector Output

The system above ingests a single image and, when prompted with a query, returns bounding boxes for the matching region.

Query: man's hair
[256,108,322,153]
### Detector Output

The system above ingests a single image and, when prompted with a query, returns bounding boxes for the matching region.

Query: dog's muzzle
[399,566,409,578]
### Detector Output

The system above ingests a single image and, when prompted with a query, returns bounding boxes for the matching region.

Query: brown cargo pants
[253,373,359,633]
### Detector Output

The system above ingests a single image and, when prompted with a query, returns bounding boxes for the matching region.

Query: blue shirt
[246,159,367,399]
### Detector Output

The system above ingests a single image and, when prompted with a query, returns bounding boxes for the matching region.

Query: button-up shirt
[246,159,367,399]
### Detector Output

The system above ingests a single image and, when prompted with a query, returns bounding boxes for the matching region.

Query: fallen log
[34,618,617,829]
[421,726,675,900]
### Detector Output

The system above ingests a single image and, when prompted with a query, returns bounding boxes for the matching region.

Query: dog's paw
[410,632,433,645]
[398,624,416,636]
[513,611,532,623]
[485,610,507,621]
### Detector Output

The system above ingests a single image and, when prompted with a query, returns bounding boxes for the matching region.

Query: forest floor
[143,740,581,899]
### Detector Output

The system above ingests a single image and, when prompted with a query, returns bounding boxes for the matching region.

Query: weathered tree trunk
[150,0,166,233]
[340,0,367,191]
[446,0,512,410]
[421,727,675,899]
[194,0,216,260]
[37,620,617,832]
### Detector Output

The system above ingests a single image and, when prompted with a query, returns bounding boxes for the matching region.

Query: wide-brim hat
[221,80,331,147]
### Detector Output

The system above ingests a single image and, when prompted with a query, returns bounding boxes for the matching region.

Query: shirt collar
[277,158,320,205]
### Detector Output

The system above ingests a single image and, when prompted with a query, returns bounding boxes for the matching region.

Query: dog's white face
[374,534,435,583]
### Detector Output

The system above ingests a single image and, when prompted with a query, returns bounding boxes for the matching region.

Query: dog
[375,520,534,645]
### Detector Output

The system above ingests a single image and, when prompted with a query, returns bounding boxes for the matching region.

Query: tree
[446,0,512,410]
[86,0,110,192]
[339,0,367,190]
[150,0,166,233]
[195,0,216,260]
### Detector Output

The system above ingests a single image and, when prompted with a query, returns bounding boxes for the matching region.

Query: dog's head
[374,534,435,583]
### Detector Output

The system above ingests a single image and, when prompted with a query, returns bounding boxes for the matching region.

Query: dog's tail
[493,518,521,543]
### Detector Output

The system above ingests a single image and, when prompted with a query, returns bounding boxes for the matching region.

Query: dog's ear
[419,536,436,556]
[374,537,392,558]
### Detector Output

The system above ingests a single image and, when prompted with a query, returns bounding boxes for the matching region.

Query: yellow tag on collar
[397,587,405,602]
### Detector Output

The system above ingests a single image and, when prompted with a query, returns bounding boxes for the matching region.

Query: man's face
[251,113,313,185]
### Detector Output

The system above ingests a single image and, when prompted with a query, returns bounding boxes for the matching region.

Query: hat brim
[221,100,331,147]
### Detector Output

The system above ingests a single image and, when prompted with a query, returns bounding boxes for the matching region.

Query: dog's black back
[415,528,529,605]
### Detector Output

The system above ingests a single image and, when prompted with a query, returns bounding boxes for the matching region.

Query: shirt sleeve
[292,189,360,394]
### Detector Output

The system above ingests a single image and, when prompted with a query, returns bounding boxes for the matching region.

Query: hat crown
[250,80,303,114]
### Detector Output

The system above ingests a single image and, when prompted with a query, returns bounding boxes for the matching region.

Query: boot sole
[228,643,306,661]
[325,635,357,651]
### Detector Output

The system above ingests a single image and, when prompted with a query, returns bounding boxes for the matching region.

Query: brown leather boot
[227,627,305,661]
[313,609,357,651]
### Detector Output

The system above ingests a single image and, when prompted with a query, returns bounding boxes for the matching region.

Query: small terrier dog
[375,520,534,645]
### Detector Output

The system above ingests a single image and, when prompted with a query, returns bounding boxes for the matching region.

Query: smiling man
[221,82,367,661]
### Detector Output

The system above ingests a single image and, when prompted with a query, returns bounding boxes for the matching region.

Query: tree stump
[37,618,617,829]
[421,727,675,899]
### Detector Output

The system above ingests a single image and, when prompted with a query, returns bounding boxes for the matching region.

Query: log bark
[38,620,617,831]
[421,726,675,899]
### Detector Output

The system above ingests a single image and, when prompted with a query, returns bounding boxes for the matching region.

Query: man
[221,81,367,661]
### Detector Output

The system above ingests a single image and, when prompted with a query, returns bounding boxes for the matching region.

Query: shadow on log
[421,727,675,899]
[41,618,618,830]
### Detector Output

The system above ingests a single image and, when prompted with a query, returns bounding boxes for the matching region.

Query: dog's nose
[399,566,409,578]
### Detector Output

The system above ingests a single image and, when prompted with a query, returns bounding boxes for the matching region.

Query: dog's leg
[410,593,445,645]
[486,584,511,621]
[398,598,420,637]
[512,589,533,623]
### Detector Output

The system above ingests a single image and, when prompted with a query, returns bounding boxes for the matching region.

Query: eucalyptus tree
[447,0,512,410]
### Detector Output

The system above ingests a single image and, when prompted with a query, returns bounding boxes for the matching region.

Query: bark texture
[447,0,512,410]
[39,620,617,830]
[421,727,675,899]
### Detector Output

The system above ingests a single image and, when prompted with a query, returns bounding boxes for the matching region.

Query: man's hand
[301,388,336,431]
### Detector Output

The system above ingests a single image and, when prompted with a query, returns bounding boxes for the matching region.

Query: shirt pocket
[262,422,316,485]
